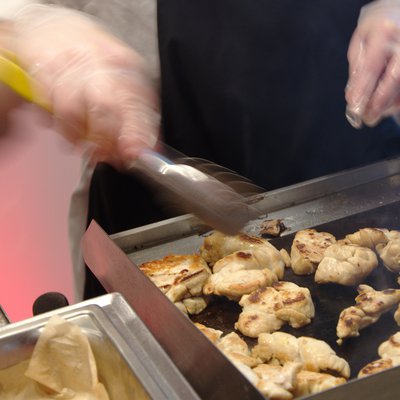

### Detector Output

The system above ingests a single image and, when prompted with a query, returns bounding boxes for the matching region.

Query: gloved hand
[346,0,400,128]
[5,4,160,168]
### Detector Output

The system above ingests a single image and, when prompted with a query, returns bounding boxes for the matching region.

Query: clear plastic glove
[6,4,160,168]
[346,0,400,128]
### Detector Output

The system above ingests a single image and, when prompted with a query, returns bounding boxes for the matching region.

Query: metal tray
[0,293,198,400]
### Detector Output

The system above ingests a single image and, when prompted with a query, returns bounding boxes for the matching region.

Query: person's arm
[0,4,160,168]
[346,0,400,128]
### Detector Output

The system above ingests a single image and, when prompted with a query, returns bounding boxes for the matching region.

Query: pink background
[0,105,81,322]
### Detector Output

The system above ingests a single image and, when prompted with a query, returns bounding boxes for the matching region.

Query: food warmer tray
[107,156,400,399]
[0,293,200,400]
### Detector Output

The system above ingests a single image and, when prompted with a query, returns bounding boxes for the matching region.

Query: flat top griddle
[191,201,400,379]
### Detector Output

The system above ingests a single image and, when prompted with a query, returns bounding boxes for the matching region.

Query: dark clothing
[84,0,400,298]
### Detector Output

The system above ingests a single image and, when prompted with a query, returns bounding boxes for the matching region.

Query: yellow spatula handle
[0,50,51,112]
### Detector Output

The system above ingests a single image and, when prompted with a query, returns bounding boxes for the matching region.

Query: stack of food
[0,316,109,399]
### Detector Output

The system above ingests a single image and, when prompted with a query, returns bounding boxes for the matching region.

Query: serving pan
[0,293,199,400]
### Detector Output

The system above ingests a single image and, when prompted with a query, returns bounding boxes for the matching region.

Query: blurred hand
[346,0,400,128]
[8,5,160,167]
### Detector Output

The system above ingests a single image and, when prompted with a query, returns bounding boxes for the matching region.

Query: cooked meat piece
[203,248,282,300]
[252,332,301,364]
[139,254,211,311]
[290,229,336,275]
[382,230,400,241]
[194,322,223,344]
[376,234,400,273]
[233,361,260,387]
[252,332,350,378]
[204,268,277,301]
[358,358,395,377]
[336,306,378,345]
[194,323,261,385]
[378,332,400,361]
[235,282,314,338]
[273,282,315,329]
[174,301,188,315]
[395,304,400,326]
[294,370,346,396]
[213,246,284,279]
[355,285,400,314]
[253,362,302,400]
[200,232,285,274]
[315,243,378,286]
[182,296,209,315]
[280,248,291,268]
[217,332,260,368]
[259,219,287,237]
[345,228,388,249]
[337,285,400,344]
[236,287,284,338]
[358,332,400,377]
[297,337,350,378]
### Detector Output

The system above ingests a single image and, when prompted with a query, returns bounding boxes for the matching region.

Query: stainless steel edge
[83,221,265,400]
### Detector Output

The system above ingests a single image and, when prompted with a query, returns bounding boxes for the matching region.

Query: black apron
[84,0,400,298]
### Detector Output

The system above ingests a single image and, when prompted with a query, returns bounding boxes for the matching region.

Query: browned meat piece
[235,282,314,338]
[376,230,400,273]
[217,332,260,368]
[200,231,285,272]
[337,285,400,344]
[252,332,350,378]
[203,248,283,300]
[253,362,302,400]
[259,219,287,237]
[345,227,388,249]
[279,248,291,268]
[194,323,261,385]
[358,358,395,377]
[358,332,400,377]
[378,332,400,361]
[139,254,211,314]
[294,370,346,396]
[290,229,336,275]
[395,304,400,326]
[194,322,223,344]
[315,243,378,286]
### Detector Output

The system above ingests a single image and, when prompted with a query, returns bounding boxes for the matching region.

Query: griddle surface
[191,201,400,378]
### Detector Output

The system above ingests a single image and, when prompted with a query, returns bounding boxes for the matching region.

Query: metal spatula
[0,51,264,234]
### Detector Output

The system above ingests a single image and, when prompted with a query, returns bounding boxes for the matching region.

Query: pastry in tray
[235,281,315,338]
[358,332,400,377]
[139,254,211,315]
[336,285,400,344]
[314,243,378,286]
[289,229,336,275]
